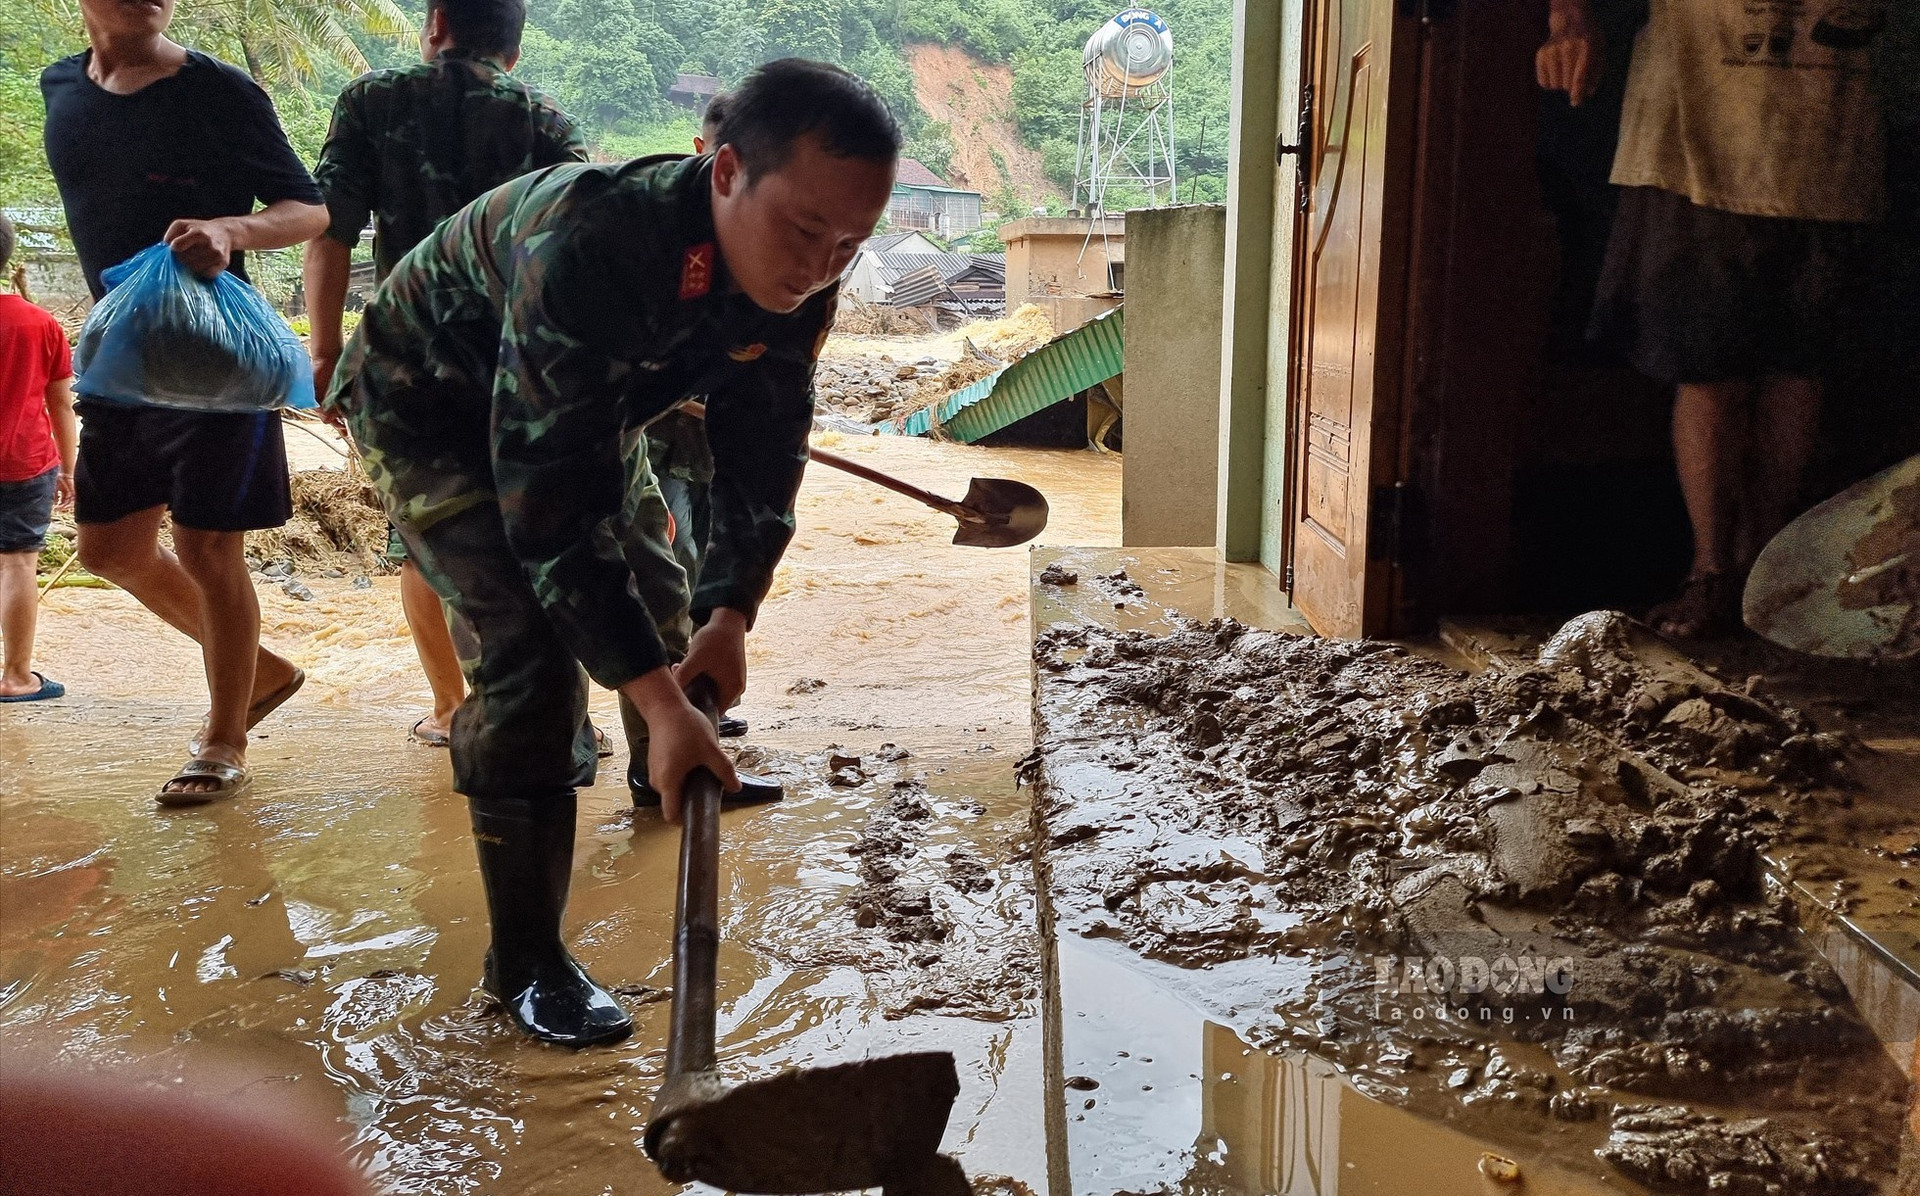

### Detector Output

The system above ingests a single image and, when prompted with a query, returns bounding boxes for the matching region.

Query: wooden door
[1282,0,1418,638]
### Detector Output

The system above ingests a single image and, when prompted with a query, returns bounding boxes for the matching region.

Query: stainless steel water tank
[1083,8,1173,98]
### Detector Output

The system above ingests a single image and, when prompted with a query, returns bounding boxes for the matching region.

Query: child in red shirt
[0,213,78,702]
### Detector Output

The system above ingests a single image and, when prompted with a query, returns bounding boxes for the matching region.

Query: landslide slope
[907,43,1066,210]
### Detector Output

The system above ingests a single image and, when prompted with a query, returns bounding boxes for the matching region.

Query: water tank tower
[1073,9,1176,214]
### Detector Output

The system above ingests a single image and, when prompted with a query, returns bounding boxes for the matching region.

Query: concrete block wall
[1121,205,1228,547]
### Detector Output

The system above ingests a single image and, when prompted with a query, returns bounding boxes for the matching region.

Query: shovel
[1743,454,1918,660]
[680,400,1050,548]
[643,677,968,1195]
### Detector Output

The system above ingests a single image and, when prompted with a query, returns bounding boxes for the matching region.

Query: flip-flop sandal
[594,726,614,758]
[156,758,252,807]
[248,667,306,729]
[409,716,451,748]
[190,668,308,755]
[0,672,65,703]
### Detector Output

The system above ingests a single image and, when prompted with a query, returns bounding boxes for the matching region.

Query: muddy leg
[400,559,465,737]
[74,506,297,705]
[1739,373,1821,571]
[1671,379,1751,579]
[0,550,42,695]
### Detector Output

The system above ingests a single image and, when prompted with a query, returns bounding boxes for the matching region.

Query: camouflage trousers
[377,428,693,801]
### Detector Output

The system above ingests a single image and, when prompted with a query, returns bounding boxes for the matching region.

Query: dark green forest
[3,0,1232,221]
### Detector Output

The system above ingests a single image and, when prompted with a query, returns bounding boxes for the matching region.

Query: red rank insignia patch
[679,242,714,300]
[727,343,768,363]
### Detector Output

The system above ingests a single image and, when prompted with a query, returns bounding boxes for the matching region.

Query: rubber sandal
[718,715,748,739]
[0,672,65,703]
[248,667,306,729]
[156,758,252,807]
[409,716,451,748]
[593,726,614,758]
[190,667,307,755]
[628,766,785,809]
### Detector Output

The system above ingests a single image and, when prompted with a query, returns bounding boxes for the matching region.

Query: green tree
[519,0,681,132]
[177,0,414,85]
[757,0,846,64]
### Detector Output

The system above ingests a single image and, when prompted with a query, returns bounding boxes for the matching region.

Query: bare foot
[1648,571,1740,640]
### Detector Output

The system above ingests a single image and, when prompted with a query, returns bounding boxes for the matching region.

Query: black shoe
[718,715,748,739]
[469,793,633,1047]
[628,765,785,809]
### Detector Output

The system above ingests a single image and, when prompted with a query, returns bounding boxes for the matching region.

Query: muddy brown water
[7,433,1909,1194]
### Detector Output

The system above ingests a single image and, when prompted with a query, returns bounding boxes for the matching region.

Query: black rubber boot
[628,762,784,809]
[469,793,633,1047]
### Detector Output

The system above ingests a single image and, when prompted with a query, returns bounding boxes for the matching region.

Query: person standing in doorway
[42,0,328,802]
[305,0,589,749]
[0,214,78,705]
[1539,0,1889,637]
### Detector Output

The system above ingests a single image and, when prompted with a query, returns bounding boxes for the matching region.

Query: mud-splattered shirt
[331,155,833,689]
[1612,0,1887,221]
[314,48,588,280]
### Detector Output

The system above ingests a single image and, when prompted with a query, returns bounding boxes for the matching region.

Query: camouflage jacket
[314,48,588,281]
[331,155,835,689]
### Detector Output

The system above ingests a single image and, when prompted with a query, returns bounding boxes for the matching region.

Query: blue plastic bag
[74,242,315,412]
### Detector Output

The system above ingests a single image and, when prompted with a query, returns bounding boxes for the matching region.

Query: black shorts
[0,466,59,554]
[73,400,292,531]
[1590,186,1864,386]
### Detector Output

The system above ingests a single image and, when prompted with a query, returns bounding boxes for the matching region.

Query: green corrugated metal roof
[881,306,1124,443]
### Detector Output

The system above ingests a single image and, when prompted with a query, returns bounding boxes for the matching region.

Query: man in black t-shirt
[42,0,328,805]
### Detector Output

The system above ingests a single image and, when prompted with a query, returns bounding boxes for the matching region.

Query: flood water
[6,434,1895,1194]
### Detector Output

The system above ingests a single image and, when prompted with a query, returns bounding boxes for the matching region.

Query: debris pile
[831,298,936,337]
[1032,610,1910,1195]
[246,468,389,577]
[812,354,954,424]
[816,306,1055,426]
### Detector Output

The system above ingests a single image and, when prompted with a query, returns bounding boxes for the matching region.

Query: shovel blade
[1744,454,1918,660]
[952,477,1050,549]
[646,1051,964,1195]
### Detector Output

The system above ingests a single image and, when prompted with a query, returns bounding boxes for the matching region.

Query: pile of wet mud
[744,744,1039,1024]
[1031,610,1911,1195]
[246,469,390,577]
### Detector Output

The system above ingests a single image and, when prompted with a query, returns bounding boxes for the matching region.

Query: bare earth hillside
[908,43,1066,209]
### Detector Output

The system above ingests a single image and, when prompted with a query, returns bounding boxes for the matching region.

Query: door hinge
[1283,561,1295,592]
[1367,481,1420,566]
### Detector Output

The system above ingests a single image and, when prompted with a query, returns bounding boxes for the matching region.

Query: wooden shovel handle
[678,400,978,523]
[666,675,723,1078]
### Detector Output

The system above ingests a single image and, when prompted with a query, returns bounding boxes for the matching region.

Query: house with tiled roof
[885,158,983,239]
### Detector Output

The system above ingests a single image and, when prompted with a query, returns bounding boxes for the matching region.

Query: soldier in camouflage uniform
[327,59,900,1047]
[305,0,588,751]
[618,90,785,807]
